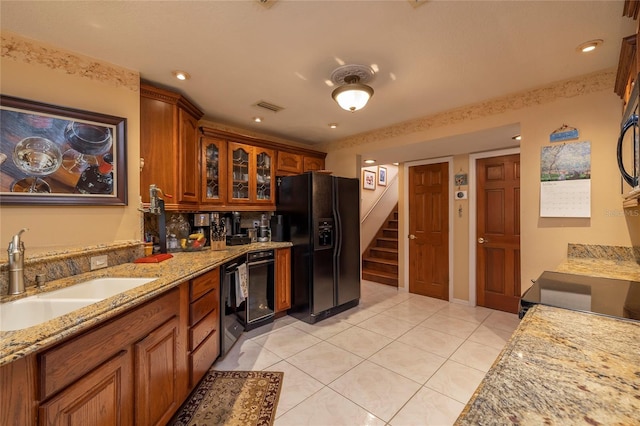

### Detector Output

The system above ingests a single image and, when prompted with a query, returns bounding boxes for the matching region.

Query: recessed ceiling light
[329,123,338,129]
[364,159,376,164]
[172,70,191,81]
[576,39,603,53]
[253,117,263,123]
[512,134,521,141]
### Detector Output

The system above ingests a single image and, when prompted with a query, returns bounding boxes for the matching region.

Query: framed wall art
[378,166,387,186]
[363,169,376,190]
[0,95,127,205]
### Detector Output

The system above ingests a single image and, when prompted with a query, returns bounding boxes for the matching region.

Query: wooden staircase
[361,205,398,286]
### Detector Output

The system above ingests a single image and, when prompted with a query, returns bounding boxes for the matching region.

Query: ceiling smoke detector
[330,64,375,112]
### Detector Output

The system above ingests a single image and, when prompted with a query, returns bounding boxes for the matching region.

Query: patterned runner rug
[169,370,284,426]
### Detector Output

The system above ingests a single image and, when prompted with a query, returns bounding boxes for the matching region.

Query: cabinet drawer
[189,308,219,351]
[40,289,179,400]
[190,269,219,302]
[189,290,217,326]
[189,332,220,387]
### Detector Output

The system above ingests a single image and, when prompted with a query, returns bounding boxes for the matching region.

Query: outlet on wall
[90,255,108,271]
[252,220,260,228]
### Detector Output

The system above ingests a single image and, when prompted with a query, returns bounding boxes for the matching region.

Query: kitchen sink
[0,277,156,332]
[36,277,156,300]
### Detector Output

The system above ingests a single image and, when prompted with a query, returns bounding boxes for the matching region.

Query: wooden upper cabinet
[303,156,325,172]
[277,151,303,174]
[200,136,227,205]
[255,147,275,203]
[140,83,203,210]
[178,109,200,204]
[227,142,275,205]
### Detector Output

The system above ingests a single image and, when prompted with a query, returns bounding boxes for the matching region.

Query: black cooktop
[520,271,640,321]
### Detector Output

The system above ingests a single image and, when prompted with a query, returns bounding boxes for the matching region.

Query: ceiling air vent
[254,100,284,113]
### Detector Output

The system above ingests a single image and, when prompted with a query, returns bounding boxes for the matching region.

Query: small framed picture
[363,169,376,190]
[378,166,387,186]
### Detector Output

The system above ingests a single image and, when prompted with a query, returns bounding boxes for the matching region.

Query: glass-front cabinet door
[228,142,251,202]
[255,148,273,202]
[200,136,226,205]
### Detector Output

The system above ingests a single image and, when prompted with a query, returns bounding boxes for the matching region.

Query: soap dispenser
[8,228,28,295]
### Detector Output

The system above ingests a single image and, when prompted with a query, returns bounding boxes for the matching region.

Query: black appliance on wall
[277,172,361,324]
[618,72,640,193]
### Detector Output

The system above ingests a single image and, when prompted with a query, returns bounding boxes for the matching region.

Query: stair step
[363,256,398,274]
[369,247,398,260]
[362,269,398,286]
[382,228,398,238]
[376,237,398,249]
[387,220,398,229]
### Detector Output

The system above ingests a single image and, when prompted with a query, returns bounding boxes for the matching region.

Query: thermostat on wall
[455,190,468,200]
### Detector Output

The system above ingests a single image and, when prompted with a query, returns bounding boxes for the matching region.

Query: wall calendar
[539,141,591,218]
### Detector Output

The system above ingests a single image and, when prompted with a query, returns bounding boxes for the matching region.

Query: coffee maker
[225,211,251,245]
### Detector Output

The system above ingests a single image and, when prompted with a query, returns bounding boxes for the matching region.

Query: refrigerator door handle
[332,178,341,306]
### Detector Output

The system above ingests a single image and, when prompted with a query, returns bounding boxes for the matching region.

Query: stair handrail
[361,173,399,223]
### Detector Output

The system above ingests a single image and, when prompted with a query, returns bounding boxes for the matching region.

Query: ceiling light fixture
[329,123,338,129]
[512,134,521,141]
[576,39,603,53]
[253,117,263,123]
[172,70,191,81]
[330,64,375,112]
[364,159,376,164]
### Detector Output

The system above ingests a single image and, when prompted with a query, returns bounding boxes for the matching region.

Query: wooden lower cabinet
[1,269,223,426]
[34,287,188,426]
[135,316,181,426]
[275,248,291,312]
[39,349,134,426]
[187,268,220,388]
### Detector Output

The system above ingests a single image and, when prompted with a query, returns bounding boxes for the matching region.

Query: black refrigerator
[277,172,361,324]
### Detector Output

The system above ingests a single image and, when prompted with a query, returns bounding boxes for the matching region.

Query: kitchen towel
[235,263,248,306]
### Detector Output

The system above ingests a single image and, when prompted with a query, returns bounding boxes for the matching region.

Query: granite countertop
[555,258,640,281]
[0,241,291,367]
[456,304,640,425]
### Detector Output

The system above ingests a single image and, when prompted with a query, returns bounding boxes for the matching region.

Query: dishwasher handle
[246,258,274,268]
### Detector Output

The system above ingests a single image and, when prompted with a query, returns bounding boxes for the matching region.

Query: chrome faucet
[8,228,28,295]
[139,185,168,254]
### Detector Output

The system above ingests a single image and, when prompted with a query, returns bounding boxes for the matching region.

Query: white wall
[360,164,399,253]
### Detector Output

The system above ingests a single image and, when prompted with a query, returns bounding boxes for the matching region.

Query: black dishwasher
[220,250,275,357]
[244,250,275,330]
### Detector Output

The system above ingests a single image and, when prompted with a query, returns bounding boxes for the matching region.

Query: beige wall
[0,33,142,254]
[325,71,640,301]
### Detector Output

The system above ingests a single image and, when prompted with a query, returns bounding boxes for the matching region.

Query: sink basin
[0,298,97,331]
[0,277,156,332]
[37,277,156,300]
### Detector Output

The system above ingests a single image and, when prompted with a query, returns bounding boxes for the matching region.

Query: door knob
[478,237,488,244]
[409,234,417,240]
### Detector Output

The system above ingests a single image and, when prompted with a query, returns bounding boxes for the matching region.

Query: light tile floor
[213,280,521,426]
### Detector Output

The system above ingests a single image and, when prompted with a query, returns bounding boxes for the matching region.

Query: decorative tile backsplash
[567,243,639,262]
[0,240,143,295]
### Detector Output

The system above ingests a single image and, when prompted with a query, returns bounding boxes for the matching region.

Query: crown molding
[321,69,616,152]
[1,31,139,92]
